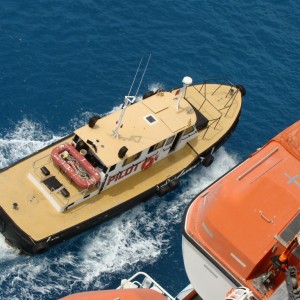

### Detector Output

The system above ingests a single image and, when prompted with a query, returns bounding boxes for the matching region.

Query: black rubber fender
[143,91,155,99]
[156,184,170,197]
[33,241,49,254]
[168,178,180,191]
[202,154,214,167]
[0,219,5,233]
[88,115,101,128]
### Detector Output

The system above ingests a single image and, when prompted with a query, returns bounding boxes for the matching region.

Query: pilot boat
[61,120,300,300]
[0,68,244,254]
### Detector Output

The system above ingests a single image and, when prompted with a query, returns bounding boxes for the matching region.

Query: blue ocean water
[0,1,299,299]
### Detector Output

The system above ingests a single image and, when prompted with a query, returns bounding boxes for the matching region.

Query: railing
[186,79,239,139]
[117,271,175,300]
[198,78,239,116]
[31,154,90,211]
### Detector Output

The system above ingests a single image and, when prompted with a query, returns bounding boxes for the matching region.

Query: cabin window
[109,164,116,172]
[165,136,175,146]
[123,152,142,166]
[73,135,79,143]
[148,140,165,153]
[183,126,195,136]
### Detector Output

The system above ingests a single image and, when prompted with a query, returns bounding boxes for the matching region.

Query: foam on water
[0,235,20,261]
[0,118,62,169]
[0,255,80,300]
[148,82,165,92]
[0,108,126,169]
[78,206,167,288]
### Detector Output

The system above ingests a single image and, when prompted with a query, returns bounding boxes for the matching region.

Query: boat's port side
[101,124,199,191]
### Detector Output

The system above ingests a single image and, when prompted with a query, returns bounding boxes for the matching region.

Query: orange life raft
[51,143,101,189]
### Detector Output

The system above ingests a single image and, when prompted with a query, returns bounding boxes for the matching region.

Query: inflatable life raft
[51,143,101,189]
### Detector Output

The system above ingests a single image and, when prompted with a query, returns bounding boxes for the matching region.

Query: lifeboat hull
[60,288,167,300]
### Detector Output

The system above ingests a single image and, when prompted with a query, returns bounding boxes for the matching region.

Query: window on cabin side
[123,152,142,166]
[148,140,165,153]
[109,164,116,172]
[165,135,175,146]
[183,126,195,136]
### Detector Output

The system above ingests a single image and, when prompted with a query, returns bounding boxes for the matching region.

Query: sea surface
[0,1,299,299]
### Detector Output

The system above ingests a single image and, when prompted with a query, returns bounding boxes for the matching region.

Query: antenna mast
[113,56,151,138]
[175,76,193,110]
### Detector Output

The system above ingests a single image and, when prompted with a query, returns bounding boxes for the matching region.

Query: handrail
[31,154,92,211]
[238,147,279,180]
[189,79,239,138]
[117,271,175,300]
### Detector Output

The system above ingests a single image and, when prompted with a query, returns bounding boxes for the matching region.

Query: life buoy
[142,157,154,171]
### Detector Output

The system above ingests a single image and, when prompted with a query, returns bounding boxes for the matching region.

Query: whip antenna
[135,54,151,97]
[113,55,151,139]
[127,57,143,96]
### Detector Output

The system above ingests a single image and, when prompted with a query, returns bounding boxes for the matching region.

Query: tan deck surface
[0,83,242,241]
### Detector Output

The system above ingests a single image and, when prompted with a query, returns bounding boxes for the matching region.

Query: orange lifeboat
[51,143,101,189]
[182,120,300,299]
[60,288,167,300]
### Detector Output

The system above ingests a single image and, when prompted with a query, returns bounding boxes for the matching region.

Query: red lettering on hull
[106,161,144,186]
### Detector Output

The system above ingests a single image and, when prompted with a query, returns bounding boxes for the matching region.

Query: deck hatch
[43,176,62,191]
[144,114,157,125]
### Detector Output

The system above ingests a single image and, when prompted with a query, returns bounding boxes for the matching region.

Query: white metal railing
[117,272,175,300]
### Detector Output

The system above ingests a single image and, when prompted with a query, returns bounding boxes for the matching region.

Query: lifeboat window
[183,126,195,136]
[165,136,175,146]
[123,152,142,166]
[279,213,300,259]
[280,213,300,243]
[148,140,165,153]
[144,114,157,125]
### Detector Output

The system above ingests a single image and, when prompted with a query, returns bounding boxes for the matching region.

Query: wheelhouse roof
[75,91,196,167]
